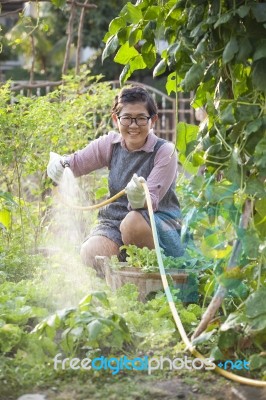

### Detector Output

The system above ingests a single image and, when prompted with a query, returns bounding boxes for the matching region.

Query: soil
[15,371,266,400]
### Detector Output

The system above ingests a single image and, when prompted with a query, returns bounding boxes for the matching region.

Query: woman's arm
[147,142,178,210]
[69,131,119,177]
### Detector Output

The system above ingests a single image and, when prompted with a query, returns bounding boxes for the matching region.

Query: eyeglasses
[117,116,151,126]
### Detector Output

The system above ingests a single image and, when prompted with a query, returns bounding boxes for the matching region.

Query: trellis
[10,79,196,142]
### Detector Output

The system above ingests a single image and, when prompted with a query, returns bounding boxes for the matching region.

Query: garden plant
[0,0,266,398]
[102,0,266,381]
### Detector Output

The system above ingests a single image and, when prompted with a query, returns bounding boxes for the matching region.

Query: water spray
[56,162,126,210]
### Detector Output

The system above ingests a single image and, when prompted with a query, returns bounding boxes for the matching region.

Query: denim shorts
[86,209,185,258]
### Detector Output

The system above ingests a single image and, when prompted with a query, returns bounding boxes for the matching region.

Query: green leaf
[193,78,216,108]
[236,37,253,62]
[46,314,61,329]
[87,319,104,341]
[245,176,266,197]
[254,213,266,240]
[7,305,33,324]
[217,267,243,290]
[245,119,262,137]
[192,330,215,346]
[0,209,11,229]
[249,354,266,371]
[252,4,266,23]
[236,5,250,18]
[254,137,266,168]
[102,35,119,62]
[120,64,131,85]
[70,326,83,338]
[218,330,237,351]
[252,58,266,92]
[153,59,167,77]
[205,182,236,204]
[141,42,156,68]
[92,291,110,307]
[239,228,260,259]
[108,17,126,35]
[176,122,199,154]
[220,103,236,125]
[119,53,147,85]
[255,198,266,216]
[201,237,232,259]
[253,40,266,61]
[123,2,143,24]
[165,2,183,22]
[79,293,92,306]
[181,63,205,92]
[192,151,205,166]
[248,315,266,331]
[190,22,204,38]
[176,123,199,174]
[167,42,180,59]
[179,309,197,325]
[128,27,142,47]
[246,287,266,319]
[235,104,260,122]
[224,153,241,187]
[187,304,202,318]
[40,336,57,356]
[144,6,161,20]
[0,324,22,353]
[0,191,17,207]
[143,20,156,42]
[214,12,232,29]
[114,42,139,64]
[223,37,238,64]
[221,312,247,331]
[185,140,197,157]
[117,27,130,43]
[210,346,226,361]
[166,71,181,95]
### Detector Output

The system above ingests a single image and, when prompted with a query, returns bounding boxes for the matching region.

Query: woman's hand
[47,152,65,184]
[125,173,146,209]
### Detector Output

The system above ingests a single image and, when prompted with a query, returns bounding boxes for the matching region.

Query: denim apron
[88,138,184,257]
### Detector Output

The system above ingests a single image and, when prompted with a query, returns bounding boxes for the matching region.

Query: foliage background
[99,0,266,377]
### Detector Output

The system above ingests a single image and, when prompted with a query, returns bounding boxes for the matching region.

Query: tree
[0,0,131,81]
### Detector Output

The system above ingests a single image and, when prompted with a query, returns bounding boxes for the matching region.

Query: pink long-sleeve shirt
[69,131,178,211]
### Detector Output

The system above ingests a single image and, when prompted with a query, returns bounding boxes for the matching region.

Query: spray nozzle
[60,157,70,168]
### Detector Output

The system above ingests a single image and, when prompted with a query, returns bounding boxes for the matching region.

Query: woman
[47,85,184,268]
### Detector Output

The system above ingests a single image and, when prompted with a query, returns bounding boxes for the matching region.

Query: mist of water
[40,167,105,310]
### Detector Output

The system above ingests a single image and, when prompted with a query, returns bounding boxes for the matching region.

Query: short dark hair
[112,85,158,116]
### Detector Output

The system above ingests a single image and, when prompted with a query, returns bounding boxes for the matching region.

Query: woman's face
[112,102,158,151]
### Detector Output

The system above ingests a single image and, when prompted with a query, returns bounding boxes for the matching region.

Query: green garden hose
[55,187,126,210]
[56,181,266,388]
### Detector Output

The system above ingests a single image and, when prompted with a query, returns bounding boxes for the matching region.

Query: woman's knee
[80,239,95,267]
[120,211,154,247]
[80,236,119,267]
[120,211,139,231]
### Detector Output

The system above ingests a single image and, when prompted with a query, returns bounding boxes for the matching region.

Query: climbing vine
[104,0,266,374]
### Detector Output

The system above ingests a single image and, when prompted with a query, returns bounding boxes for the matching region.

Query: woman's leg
[80,235,120,268]
[120,211,154,248]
